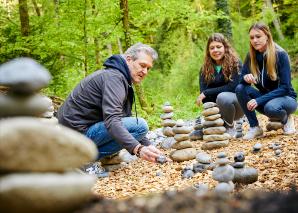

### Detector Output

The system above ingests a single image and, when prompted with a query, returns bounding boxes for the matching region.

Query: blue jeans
[85,117,148,160]
[235,84,297,127]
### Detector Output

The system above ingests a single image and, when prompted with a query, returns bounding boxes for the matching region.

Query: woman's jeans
[235,84,297,127]
[85,117,148,160]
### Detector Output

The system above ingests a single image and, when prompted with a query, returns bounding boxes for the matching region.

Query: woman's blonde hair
[202,33,239,83]
[249,22,277,81]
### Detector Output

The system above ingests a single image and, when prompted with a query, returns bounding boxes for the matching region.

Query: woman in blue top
[236,22,297,140]
[197,33,243,136]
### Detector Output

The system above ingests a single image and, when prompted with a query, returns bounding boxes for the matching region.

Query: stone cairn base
[232,152,258,184]
[160,102,176,149]
[201,102,230,150]
[170,119,197,162]
[0,58,98,213]
[212,152,235,194]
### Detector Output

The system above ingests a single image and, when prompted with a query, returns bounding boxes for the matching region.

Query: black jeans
[235,84,297,127]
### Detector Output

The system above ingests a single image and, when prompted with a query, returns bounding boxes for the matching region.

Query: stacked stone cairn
[234,119,244,138]
[212,152,235,193]
[189,116,204,141]
[232,151,258,184]
[160,102,176,149]
[0,58,98,213]
[201,102,230,150]
[170,119,197,162]
[192,152,215,173]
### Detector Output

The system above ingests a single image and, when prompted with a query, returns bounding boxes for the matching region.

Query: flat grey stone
[175,119,184,127]
[0,58,51,94]
[233,167,258,184]
[160,137,176,149]
[201,140,229,150]
[196,152,212,164]
[202,107,220,117]
[162,127,175,137]
[162,105,173,113]
[203,102,217,109]
[160,112,174,120]
[161,119,176,127]
[203,133,231,142]
[174,134,189,142]
[203,126,226,135]
[212,164,235,182]
[0,118,98,172]
[170,148,197,162]
[189,130,203,140]
[203,118,224,128]
[172,140,193,150]
[172,126,192,134]
[0,172,96,213]
[204,113,221,121]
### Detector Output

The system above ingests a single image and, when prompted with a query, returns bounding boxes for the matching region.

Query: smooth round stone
[0,58,51,94]
[216,158,229,165]
[196,152,212,164]
[201,140,229,150]
[0,94,51,117]
[253,143,262,151]
[40,96,54,118]
[0,172,96,213]
[172,126,192,134]
[0,118,98,172]
[193,163,207,173]
[203,133,231,142]
[266,122,283,131]
[162,127,175,137]
[202,107,220,117]
[234,152,245,162]
[217,152,227,158]
[232,162,245,168]
[172,140,193,150]
[233,167,258,184]
[170,148,197,162]
[203,118,224,128]
[203,102,217,109]
[161,119,176,127]
[103,162,127,172]
[174,134,189,142]
[203,126,226,135]
[273,145,282,150]
[189,130,203,141]
[235,131,243,138]
[156,155,167,164]
[204,114,221,121]
[275,149,282,156]
[194,123,203,130]
[162,105,173,113]
[214,181,234,194]
[175,119,184,127]
[212,164,235,182]
[194,183,209,192]
[160,112,174,120]
[181,169,194,179]
[160,137,176,149]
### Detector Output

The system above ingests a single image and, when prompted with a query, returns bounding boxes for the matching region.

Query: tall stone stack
[189,116,204,141]
[201,102,230,150]
[235,119,244,138]
[170,119,197,162]
[212,152,235,193]
[160,102,176,149]
[0,58,98,213]
[232,152,258,184]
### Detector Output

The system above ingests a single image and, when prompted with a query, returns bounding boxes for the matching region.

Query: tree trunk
[32,0,41,16]
[117,37,123,54]
[107,43,113,56]
[215,0,232,40]
[265,0,284,40]
[18,0,30,36]
[119,0,150,112]
[91,0,100,68]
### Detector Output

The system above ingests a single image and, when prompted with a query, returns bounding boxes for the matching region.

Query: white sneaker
[226,127,236,138]
[243,126,263,140]
[283,115,296,135]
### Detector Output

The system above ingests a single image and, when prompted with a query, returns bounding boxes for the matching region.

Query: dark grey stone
[181,169,194,179]
[232,162,245,168]
[212,164,235,182]
[189,130,203,140]
[234,152,245,162]
[156,155,167,164]
[233,167,258,184]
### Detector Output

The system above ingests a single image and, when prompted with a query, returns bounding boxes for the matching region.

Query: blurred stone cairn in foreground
[201,102,231,150]
[160,102,176,149]
[0,58,98,213]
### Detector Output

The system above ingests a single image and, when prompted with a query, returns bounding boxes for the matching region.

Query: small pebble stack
[232,151,258,184]
[170,119,197,162]
[189,116,204,141]
[234,119,244,138]
[193,152,215,173]
[212,152,235,193]
[201,102,230,150]
[160,102,176,149]
[0,58,98,213]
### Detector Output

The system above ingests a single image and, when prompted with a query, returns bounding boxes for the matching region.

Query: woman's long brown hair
[202,33,239,83]
[249,22,277,81]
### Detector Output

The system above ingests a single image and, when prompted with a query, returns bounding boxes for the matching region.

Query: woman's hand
[244,74,257,84]
[196,93,206,106]
[247,99,258,111]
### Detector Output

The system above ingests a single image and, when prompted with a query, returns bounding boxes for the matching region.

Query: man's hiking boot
[243,126,263,140]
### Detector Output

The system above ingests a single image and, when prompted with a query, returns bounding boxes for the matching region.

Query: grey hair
[124,42,158,61]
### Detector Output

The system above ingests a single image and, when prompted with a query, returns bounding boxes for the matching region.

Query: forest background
[0,0,297,128]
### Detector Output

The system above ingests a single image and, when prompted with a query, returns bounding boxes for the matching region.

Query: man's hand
[196,93,206,106]
[134,145,171,163]
[247,99,258,111]
[244,74,257,84]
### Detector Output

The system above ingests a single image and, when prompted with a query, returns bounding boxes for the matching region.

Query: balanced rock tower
[189,116,204,141]
[0,58,98,213]
[160,102,176,149]
[201,102,230,150]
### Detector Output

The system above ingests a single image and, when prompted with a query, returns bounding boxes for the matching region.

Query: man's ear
[126,55,133,63]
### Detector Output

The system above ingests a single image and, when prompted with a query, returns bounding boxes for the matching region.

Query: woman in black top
[196,33,243,136]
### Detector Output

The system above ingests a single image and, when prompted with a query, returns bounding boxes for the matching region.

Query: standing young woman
[197,33,243,136]
[236,22,297,140]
